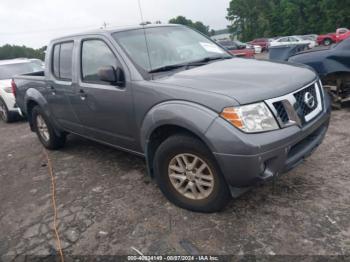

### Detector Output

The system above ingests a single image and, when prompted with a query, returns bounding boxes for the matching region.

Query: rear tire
[153,134,231,213]
[32,106,66,150]
[0,98,16,123]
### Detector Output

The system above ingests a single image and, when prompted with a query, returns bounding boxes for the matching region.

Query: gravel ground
[0,107,350,259]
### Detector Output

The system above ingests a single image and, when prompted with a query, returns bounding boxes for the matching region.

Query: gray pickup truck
[14,25,331,212]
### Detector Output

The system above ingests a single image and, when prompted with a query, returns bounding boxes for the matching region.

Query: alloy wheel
[168,153,214,200]
[36,114,50,142]
[0,100,8,122]
[324,39,331,46]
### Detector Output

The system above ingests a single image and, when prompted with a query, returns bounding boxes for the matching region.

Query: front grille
[266,81,323,128]
[273,101,289,124]
[294,84,318,116]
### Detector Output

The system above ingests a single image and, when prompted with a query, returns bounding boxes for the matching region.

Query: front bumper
[205,93,331,188]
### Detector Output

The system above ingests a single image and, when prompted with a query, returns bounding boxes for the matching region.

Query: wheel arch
[140,101,219,178]
[24,88,62,134]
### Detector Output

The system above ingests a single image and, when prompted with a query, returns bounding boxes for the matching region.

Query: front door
[71,38,136,150]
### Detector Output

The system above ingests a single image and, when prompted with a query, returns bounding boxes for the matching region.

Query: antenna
[137,0,153,72]
[138,0,145,24]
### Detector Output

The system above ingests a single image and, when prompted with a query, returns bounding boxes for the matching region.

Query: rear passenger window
[81,40,118,84]
[52,41,74,81]
[53,45,60,77]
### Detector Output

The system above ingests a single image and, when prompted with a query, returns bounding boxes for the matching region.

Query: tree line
[227,0,350,41]
[169,16,215,36]
[0,44,46,60]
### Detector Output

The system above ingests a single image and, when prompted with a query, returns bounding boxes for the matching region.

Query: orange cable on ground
[44,149,65,262]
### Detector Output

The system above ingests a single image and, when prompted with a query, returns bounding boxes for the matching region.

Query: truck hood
[153,58,316,104]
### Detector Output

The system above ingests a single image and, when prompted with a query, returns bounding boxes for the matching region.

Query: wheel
[153,134,231,213]
[32,106,66,150]
[0,97,16,123]
[323,38,332,46]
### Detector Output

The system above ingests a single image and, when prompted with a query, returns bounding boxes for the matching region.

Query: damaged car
[289,38,350,108]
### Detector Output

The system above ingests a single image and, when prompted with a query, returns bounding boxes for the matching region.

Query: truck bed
[13,71,46,116]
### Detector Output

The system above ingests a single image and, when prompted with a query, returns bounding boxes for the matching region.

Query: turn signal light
[220,108,243,128]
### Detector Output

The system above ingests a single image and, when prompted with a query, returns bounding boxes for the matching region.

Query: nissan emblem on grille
[304,92,315,109]
[267,81,323,128]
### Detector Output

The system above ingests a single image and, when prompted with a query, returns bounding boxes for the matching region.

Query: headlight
[220,102,279,133]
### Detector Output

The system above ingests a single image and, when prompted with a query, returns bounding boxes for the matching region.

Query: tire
[0,97,16,123]
[323,38,332,46]
[153,134,231,213]
[32,106,66,150]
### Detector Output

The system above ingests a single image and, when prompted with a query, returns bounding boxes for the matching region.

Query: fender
[24,88,49,115]
[140,100,220,153]
[24,88,63,133]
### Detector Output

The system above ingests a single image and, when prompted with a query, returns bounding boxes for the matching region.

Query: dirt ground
[0,106,350,259]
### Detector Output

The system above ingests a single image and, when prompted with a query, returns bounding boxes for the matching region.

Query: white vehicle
[29,59,45,69]
[234,40,262,54]
[251,44,262,54]
[0,59,42,122]
[269,36,316,49]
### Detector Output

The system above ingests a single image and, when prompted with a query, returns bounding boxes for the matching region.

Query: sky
[0,0,231,48]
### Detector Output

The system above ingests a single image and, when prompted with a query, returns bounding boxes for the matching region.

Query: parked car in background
[289,37,350,108]
[335,28,350,42]
[233,40,262,54]
[298,34,318,42]
[29,59,45,69]
[317,33,337,46]
[317,28,350,46]
[270,36,316,49]
[248,38,269,51]
[13,24,330,212]
[217,40,255,58]
[0,59,42,122]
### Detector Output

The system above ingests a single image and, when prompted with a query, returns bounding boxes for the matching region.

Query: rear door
[46,41,83,133]
[70,36,136,150]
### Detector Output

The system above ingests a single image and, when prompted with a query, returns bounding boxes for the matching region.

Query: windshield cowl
[148,56,232,74]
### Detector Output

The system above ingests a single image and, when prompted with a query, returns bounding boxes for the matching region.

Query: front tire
[153,134,231,213]
[32,106,66,150]
[323,38,332,46]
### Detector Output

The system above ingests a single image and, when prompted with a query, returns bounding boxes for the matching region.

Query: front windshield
[0,62,43,80]
[112,26,230,72]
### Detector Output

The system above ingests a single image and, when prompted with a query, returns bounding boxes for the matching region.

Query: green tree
[169,16,211,36]
[227,0,350,41]
[0,44,45,60]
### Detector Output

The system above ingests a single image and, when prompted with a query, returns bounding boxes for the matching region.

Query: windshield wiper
[148,56,232,74]
[185,56,232,67]
[148,64,187,73]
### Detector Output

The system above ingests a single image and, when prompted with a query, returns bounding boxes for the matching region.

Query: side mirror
[97,66,125,87]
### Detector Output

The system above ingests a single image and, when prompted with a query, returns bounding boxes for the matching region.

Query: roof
[51,24,183,42]
[0,58,31,66]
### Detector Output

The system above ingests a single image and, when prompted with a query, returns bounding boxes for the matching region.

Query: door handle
[49,86,56,95]
[79,89,87,100]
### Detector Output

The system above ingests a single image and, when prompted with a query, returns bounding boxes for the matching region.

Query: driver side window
[81,39,118,84]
